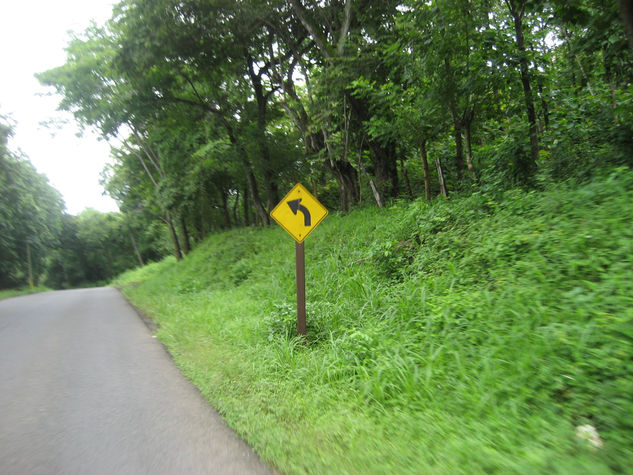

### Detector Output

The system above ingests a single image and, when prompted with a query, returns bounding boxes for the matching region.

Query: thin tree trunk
[105,246,114,280]
[357,143,384,208]
[453,119,465,181]
[537,75,550,131]
[508,0,539,169]
[445,57,465,181]
[435,156,449,198]
[419,140,431,201]
[358,158,384,208]
[129,232,144,267]
[233,189,240,225]
[324,127,359,210]
[576,56,595,96]
[400,158,413,199]
[246,169,269,225]
[619,0,633,53]
[165,212,183,261]
[26,241,33,288]
[179,215,191,254]
[463,118,478,181]
[247,52,279,211]
[215,109,269,226]
[603,56,620,119]
[243,186,250,226]
[221,189,232,229]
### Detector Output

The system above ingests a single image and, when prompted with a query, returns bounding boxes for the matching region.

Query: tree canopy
[35,0,633,260]
[0,116,64,288]
[0,114,169,289]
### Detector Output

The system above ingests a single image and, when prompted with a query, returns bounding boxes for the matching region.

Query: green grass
[0,286,50,300]
[116,168,633,473]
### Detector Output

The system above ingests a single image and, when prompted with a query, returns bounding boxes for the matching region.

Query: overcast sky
[0,0,119,215]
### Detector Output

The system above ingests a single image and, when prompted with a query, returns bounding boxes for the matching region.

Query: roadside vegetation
[115,168,633,474]
[3,1,632,470]
[0,286,50,301]
[0,114,172,291]
[5,1,632,294]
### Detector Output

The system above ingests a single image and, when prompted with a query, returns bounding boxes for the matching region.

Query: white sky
[0,0,119,215]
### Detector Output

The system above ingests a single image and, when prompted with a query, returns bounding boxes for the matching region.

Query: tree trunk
[247,53,280,211]
[368,139,398,197]
[537,75,550,131]
[276,63,361,209]
[348,91,399,198]
[400,159,413,199]
[435,156,449,198]
[129,232,145,267]
[508,0,539,170]
[232,189,239,225]
[193,213,205,242]
[419,140,431,201]
[463,117,478,182]
[26,241,33,288]
[445,57,465,181]
[358,155,384,208]
[603,55,620,119]
[221,189,232,229]
[165,212,183,261]
[619,0,633,53]
[575,55,595,96]
[452,118,465,181]
[216,109,269,226]
[179,215,191,254]
[325,157,359,211]
[246,169,270,225]
[243,186,250,226]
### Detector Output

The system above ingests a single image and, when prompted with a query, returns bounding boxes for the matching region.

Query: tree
[36,0,633,238]
[0,115,64,288]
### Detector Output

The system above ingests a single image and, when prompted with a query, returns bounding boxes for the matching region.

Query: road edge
[112,285,158,334]
[110,285,279,474]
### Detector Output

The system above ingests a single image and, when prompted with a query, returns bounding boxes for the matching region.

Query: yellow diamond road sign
[271,183,328,243]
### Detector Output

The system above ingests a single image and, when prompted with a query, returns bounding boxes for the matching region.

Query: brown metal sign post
[296,241,306,336]
[270,183,328,337]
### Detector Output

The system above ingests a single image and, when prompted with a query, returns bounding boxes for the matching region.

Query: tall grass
[117,168,633,473]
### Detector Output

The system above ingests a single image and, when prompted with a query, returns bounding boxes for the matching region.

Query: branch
[288,0,334,60]
[337,0,353,56]
[121,137,160,189]
[130,126,164,179]
[264,85,281,102]
[183,73,209,108]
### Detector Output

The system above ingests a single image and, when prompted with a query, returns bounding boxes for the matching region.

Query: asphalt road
[0,287,273,474]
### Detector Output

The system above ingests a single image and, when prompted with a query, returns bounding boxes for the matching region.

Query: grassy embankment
[115,169,633,474]
[0,286,49,301]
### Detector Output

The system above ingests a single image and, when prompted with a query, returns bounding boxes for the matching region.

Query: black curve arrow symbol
[287,198,311,226]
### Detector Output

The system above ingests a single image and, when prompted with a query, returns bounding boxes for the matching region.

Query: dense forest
[2,0,632,289]
[0,117,64,288]
[0,116,167,289]
[35,0,633,262]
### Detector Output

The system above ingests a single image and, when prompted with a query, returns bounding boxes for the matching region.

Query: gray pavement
[0,287,273,474]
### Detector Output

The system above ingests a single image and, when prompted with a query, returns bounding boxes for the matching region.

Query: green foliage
[43,209,168,289]
[38,0,633,240]
[0,116,64,288]
[0,286,50,301]
[0,113,162,290]
[120,169,633,473]
[541,87,633,181]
